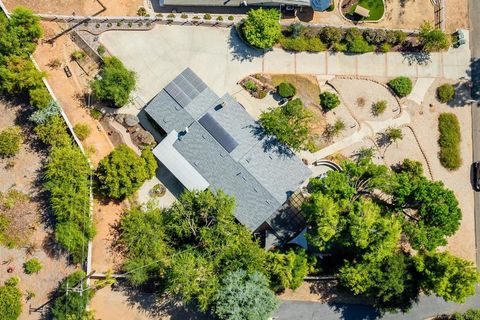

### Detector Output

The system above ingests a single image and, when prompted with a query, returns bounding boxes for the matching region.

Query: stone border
[338,0,386,24]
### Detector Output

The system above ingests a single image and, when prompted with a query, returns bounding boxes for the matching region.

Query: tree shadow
[326,302,382,320]
[447,79,474,108]
[249,123,295,157]
[400,50,431,66]
[227,27,264,62]
[113,281,210,320]
[471,57,480,100]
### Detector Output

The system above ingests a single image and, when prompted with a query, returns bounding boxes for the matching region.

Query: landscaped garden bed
[341,0,385,22]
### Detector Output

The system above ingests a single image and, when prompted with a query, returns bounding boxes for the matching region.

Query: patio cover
[354,5,370,17]
[152,130,210,191]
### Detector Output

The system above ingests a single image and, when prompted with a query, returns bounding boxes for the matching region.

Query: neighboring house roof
[145,68,312,232]
[310,0,332,11]
[163,0,311,7]
[354,5,370,17]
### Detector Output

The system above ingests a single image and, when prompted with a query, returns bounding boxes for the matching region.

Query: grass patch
[438,113,461,170]
[349,0,385,21]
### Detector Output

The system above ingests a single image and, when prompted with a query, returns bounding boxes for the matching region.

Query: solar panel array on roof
[164,68,208,108]
[199,112,239,153]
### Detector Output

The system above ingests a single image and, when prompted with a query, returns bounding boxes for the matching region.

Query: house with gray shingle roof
[144,68,312,245]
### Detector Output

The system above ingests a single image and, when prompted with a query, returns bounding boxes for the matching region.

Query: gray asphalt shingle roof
[145,68,311,231]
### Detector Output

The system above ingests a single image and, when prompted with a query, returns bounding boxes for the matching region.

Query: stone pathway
[407,78,437,105]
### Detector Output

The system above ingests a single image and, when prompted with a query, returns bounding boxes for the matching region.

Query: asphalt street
[470,0,480,268]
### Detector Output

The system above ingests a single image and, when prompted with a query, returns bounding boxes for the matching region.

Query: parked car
[473,161,480,191]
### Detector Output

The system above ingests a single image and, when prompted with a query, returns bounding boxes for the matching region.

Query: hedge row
[280,24,407,54]
[438,113,462,170]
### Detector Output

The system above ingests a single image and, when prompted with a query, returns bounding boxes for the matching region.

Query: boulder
[124,114,140,127]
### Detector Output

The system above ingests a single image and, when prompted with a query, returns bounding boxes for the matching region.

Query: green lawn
[350,0,385,21]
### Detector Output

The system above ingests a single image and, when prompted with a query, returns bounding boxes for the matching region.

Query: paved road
[470,0,480,268]
[275,289,480,320]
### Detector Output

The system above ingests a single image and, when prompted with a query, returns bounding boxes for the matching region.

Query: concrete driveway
[100,25,471,106]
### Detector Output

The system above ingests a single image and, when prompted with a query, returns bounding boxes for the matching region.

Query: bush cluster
[278,24,407,53]
[277,82,296,98]
[0,127,23,158]
[438,113,462,170]
[437,83,455,103]
[388,76,413,97]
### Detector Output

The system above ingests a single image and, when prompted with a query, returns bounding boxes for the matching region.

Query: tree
[241,8,281,49]
[213,270,279,320]
[419,21,450,52]
[414,251,479,303]
[45,145,93,262]
[0,7,42,57]
[51,271,94,320]
[0,277,22,320]
[388,76,412,97]
[266,249,311,292]
[259,98,313,151]
[320,91,341,111]
[95,145,157,199]
[395,158,424,177]
[453,309,480,320]
[29,100,61,124]
[371,100,387,116]
[437,83,456,103]
[392,176,462,250]
[0,127,23,157]
[29,87,51,109]
[302,193,341,249]
[23,258,42,274]
[0,55,45,94]
[90,57,136,108]
[34,115,72,148]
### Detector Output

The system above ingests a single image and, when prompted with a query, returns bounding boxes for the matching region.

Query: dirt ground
[34,21,128,276]
[4,0,142,16]
[445,0,469,32]
[0,101,76,320]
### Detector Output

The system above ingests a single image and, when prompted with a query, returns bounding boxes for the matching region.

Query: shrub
[379,42,391,53]
[228,15,234,21]
[242,8,281,49]
[280,35,326,52]
[438,113,461,170]
[325,119,346,138]
[137,7,147,16]
[320,91,340,111]
[327,2,335,11]
[388,76,413,97]
[203,13,212,20]
[347,35,375,53]
[419,21,450,52]
[23,258,42,274]
[289,22,304,38]
[437,83,455,103]
[363,29,387,45]
[29,87,51,109]
[97,44,106,56]
[48,58,62,69]
[71,50,86,61]
[244,80,257,92]
[90,108,103,120]
[277,82,296,98]
[91,56,136,108]
[181,13,188,19]
[128,22,132,27]
[95,23,100,28]
[0,127,23,158]
[216,16,223,21]
[319,26,343,46]
[117,21,122,26]
[167,13,175,19]
[331,42,347,52]
[0,277,22,320]
[372,100,387,116]
[73,123,91,140]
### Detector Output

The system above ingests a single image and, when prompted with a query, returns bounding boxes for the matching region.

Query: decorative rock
[115,113,125,124]
[124,114,140,127]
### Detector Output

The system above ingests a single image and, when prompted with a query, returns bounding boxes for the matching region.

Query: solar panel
[164,68,208,108]
[199,112,238,153]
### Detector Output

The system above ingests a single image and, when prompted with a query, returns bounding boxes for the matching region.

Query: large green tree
[91,57,136,108]
[95,145,157,199]
[241,8,281,49]
[213,269,279,320]
[414,251,479,303]
[266,249,311,292]
[259,98,313,151]
[0,7,42,57]
[0,55,45,94]
[51,271,94,320]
